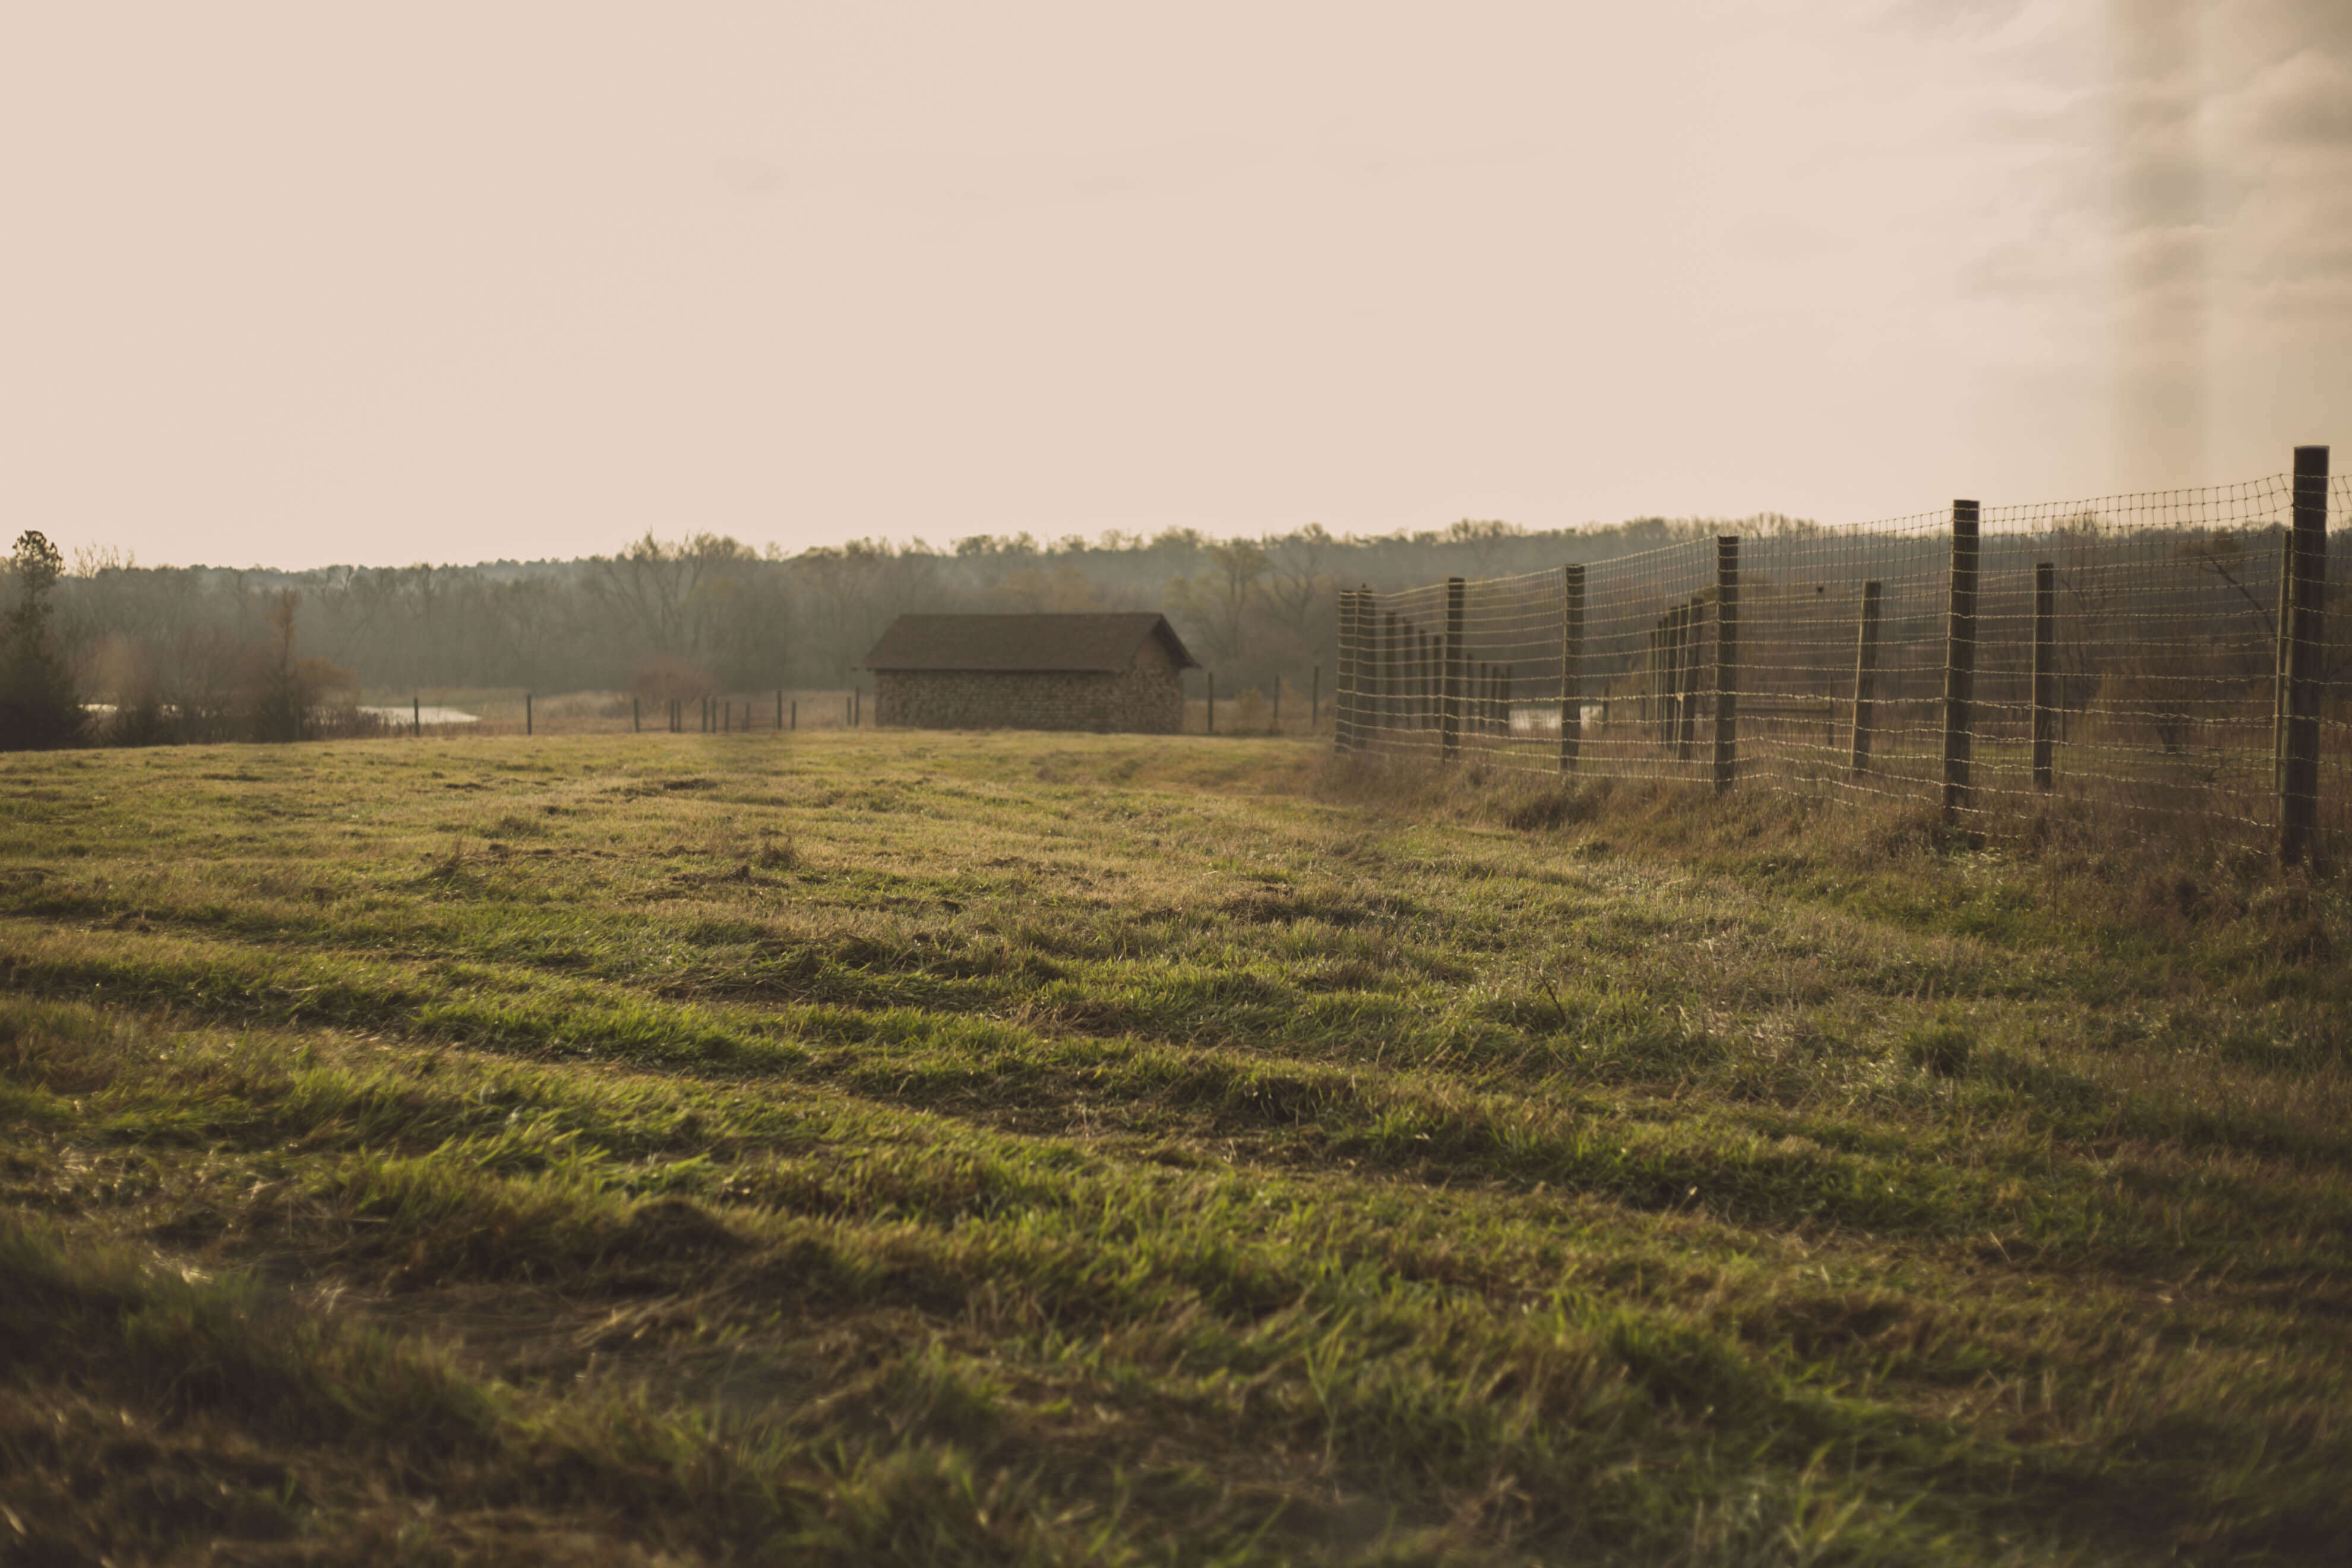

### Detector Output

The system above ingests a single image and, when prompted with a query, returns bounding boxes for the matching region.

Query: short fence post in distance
[776,690,784,730]
[633,696,640,734]
[2280,445,2328,865]
[526,693,533,736]
[1334,591,1352,750]
[1411,630,1430,738]
[1441,577,1465,761]
[1353,589,1370,748]
[1942,500,1981,823]
[2031,562,2056,790]
[1714,535,1740,793]
[412,695,421,737]
[1384,610,1401,742]
[1332,590,1352,750]
[1560,564,1585,773]
[1851,581,1883,775]
[791,698,797,731]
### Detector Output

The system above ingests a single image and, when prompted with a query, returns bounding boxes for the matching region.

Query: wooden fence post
[412,695,421,737]
[1676,601,1701,763]
[525,693,533,736]
[776,690,784,730]
[1850,581,1882,775]
[1425,628,1439,731]
[1651,614,1670,744]
[1272,677,1281,732]
[1560,565,1585,773]
[1714,536,1740,793]
[633,696,640,734]
[1441,578,1465,761]
[790,698,797,732]
[2280,445,2328,865]
[1333,590,1354,750]
[2032,562,2056,791]
[1373,606,1392,742]
[1310,663,1320,729]
[1361,590,1380,745]
[1942,500,1981,823]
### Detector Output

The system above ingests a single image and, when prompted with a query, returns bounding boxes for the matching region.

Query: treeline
[13,516,1788,736]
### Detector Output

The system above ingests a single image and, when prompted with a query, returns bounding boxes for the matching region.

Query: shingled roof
[860,612,1199,673]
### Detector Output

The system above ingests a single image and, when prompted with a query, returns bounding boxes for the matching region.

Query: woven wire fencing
[1335,460,2346,860]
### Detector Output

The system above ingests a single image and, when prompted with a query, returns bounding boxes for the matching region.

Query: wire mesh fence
[1336,453,2346,862]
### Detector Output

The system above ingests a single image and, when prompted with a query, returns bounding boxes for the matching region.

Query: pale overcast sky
[3,2,2345,568]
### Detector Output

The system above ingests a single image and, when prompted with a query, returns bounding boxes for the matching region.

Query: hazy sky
[4,2,2345,568]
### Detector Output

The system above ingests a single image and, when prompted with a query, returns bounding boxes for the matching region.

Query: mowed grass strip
[1,731,2348,1564]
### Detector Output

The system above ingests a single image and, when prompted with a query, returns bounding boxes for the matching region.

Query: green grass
[1,729,2347,1564]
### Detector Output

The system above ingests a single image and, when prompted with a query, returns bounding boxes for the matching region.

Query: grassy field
[1,730,2347,1565]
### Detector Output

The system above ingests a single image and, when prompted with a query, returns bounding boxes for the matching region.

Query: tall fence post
[1559,564,1585,774]
[1850,583,1883,776]
[1441,578,1465,761]
[1361,590,1380,747]
[1713,538,1740,792]
[633,696,640,734]
[776,690,783,730]
[525,692,533,736]
[1384,611,1402,744]
[790,698,797,732]
[2031,562,2056,791]
[2280,445,2329,865]
[1675,602,1701,763]
[412,694,421,737]
[1942,500,1981,823]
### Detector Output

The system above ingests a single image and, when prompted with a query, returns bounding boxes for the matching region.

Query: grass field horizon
[4,729,2348,1564]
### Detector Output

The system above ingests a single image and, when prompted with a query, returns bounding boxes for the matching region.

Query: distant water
[360,705,479,725]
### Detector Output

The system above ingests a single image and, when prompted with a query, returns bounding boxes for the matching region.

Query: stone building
[859,613,1198,732]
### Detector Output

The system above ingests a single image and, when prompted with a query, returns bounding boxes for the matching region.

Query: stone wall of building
[875,641,1185,732]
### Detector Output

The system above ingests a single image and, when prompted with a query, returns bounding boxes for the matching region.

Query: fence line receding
[1334,453,2346,862]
